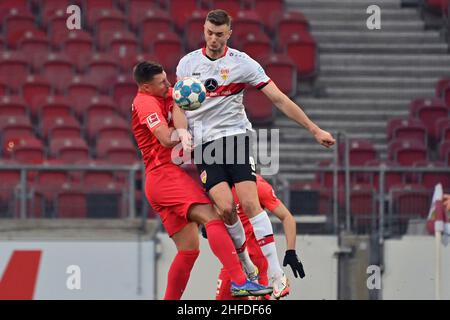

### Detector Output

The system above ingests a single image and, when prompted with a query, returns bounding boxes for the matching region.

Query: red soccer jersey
[232,175,282,234]
[131,89,175,171]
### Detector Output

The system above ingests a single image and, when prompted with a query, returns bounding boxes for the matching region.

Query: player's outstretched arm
[271,202,306,279]
[260,82,336,148]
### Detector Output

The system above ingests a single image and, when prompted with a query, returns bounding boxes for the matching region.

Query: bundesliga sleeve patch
[146,113,161,128]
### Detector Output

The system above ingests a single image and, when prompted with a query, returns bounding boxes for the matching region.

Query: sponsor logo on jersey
[192,72,201,76]
[220,68,230,80]
[204,78,218,92]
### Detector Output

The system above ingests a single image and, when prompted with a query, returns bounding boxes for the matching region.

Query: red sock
[205,220,247,286]
[164,250,199,300]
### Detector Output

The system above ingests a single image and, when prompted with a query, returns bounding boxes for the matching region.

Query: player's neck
[205,46,227,60]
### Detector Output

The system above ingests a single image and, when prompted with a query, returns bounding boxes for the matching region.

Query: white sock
[225,219,256,275]
[250,210,283,278]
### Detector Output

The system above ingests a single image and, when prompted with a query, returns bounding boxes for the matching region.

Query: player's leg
[197,152,258,279]
[164,222,200,300]
[229,133,289,299]
[188,203,272,297]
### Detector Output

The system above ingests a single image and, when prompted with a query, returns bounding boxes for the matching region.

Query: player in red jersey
[131,61,272,299]
[212,175,306,300]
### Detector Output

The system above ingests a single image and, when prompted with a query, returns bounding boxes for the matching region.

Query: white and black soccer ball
[173,77,207,111]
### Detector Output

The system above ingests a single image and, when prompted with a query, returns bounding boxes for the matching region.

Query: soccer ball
[173,77,207,111]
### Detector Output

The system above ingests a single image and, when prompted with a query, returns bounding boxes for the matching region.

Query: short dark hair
[206,9,232,27]
[133,61,163,85]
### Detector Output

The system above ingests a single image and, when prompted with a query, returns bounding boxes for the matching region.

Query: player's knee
[221,204,237,225]
[240,199,262,217]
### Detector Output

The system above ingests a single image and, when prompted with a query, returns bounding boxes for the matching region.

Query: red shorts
[145,163,211,237]
[215,230,269,300]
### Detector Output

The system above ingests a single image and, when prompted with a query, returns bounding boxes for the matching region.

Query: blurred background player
[176,9,335,298]
[131,61,272,299]
[445,195,450,211]
[209,174,306,300]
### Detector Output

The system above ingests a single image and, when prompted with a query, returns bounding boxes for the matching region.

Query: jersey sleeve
[242,54,271,89]
[257,177,281,212]
[176,55,190,81]
[133,96,167,133]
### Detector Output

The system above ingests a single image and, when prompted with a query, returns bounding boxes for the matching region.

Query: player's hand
[314,129,335,148]
[177,129,193,153]
[444,194,450,211]
[283,250,305,278]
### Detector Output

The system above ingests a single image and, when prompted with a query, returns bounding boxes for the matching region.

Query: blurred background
[0,0,449,300]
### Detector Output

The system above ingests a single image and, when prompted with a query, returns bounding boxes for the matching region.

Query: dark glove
[200,225,208,239]
[283,250,305,278]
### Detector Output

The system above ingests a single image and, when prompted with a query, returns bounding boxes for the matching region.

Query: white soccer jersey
[176,46,271,143]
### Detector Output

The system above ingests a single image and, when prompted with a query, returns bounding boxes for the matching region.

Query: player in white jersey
[176,9,335,299]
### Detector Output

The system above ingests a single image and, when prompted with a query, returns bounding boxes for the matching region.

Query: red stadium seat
[11,136,45,164]
[184,10,208,51]
[0,51,29,92]
[439,140,450,165]
[87,115,130,142]
[232,11,264,44]
[409,97,448,141]
[17,30,50,71]
[41,53,75,93]
[84,0,117,25]
[40,0,69,18]
[137,9,173,40]
[3,8,35,48]
[273,10,309,37]
[85,96,119,121]
[390,184,431,219]
[365,159,404,192]
[168,0,199,30]
[34,169,70,190]
[349,184,377,229]
[243,86,274,125]
[0,162,21,217]
[47,8,73,45]
[315,159,345,188]
[387,118,428,146]
[152,32,183,72]
[0,79,8,96]
[237,32,272,60]
[282,32,317,78]
[73,159,116,187]
[0,115,33,147]
[54,185,87,218]
[84,53,120,92]
[435,78,450,98]
[125,0,160,30]
[252,0,284,28]
[259,54,297,97]
[66,76,100,118]
[96,137,138,164]
[436,117,450,143]
[41,115,82,141]
[0,95,28,117]
[0,0,29,11]
[92,9,128,49]
[108,31,139,62]
[412,161,450,189]
[36,95,73,120]
[50,137,90,163]
[388,139,428,166]
[345,139,378,166]
[112,75,136,117]
[61,31,94,71]
[209,0,242,17]
[22,75,53,115]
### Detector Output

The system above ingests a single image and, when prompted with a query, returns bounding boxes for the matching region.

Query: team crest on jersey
[200,170,207,184]
[220,68,230,80]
